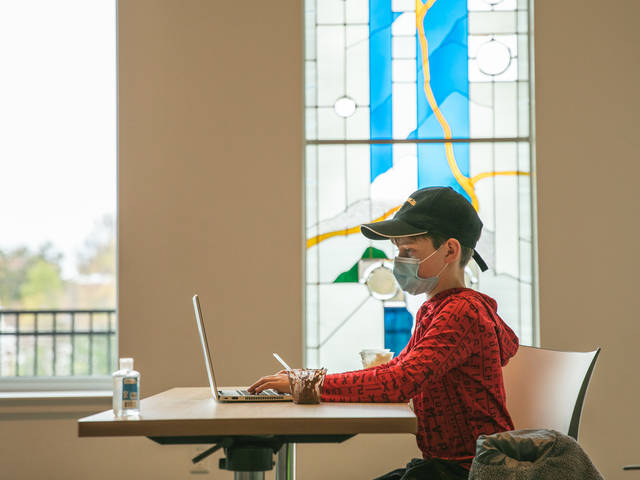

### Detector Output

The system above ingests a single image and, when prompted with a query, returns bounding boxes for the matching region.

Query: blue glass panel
[414,0,469,140]
[369,0,393,180]
[417,142,470,202]
[384,307,413,356]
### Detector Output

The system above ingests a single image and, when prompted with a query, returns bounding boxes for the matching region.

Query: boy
[249,186,519,479]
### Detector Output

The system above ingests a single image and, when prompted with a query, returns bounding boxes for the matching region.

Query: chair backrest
[502,345,601,440]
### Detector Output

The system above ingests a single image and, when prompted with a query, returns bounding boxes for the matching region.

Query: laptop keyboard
[237,389,281,396]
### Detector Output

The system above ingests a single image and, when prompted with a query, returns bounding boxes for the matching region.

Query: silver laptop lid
[192,294,220,400]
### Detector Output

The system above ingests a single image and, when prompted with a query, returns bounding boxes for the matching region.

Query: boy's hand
[248,370,291,394]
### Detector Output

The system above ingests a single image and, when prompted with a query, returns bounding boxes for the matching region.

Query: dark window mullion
[107,312,112,373]
[53,312,57,376]
[71,312,75,375]
[15,313,20,376]
[34,312,38,376]
[89,312,93,375]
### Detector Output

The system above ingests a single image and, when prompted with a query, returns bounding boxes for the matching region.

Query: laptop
[192,294,292,402]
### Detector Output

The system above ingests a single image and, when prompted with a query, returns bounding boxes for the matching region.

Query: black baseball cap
[360,186,488,271]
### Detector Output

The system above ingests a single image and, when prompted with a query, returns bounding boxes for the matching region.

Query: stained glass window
[305,0,533,372]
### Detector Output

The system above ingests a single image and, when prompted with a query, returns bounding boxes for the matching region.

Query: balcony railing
[0,309,116,377]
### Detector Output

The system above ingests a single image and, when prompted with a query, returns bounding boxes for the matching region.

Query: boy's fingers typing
[249,373,291,394]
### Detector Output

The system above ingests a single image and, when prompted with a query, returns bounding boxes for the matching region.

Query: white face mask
[392,247,448,295]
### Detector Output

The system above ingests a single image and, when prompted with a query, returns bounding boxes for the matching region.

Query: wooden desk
[78,387,417,479]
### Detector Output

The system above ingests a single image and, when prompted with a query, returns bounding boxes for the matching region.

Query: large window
[305,0,534,372]
[0,1,116,389]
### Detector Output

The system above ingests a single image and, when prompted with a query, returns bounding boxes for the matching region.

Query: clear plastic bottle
[112,357,140,417]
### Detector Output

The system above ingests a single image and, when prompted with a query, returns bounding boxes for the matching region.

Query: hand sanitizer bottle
[112,357,140,417]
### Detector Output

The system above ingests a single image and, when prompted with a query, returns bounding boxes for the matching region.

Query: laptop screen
[192,294,220,400]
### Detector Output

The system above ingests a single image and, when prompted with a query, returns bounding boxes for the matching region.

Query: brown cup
[287,368,327,404]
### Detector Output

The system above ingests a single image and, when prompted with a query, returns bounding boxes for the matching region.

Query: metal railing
[0,309,116,377]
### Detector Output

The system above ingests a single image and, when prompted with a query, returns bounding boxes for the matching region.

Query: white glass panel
[392,59,417,83]
[318,285,384,373]
[306,145,318,230]
[305,60,317,107]
[519,282,533,345]
[470,143,495,233]
[305,1,316,60]
[468,11,517,35]
[494,175,519,277]
[389,143,418,198]
[493,82,518,137]
[391,11,416,36]
[469,83,494,137]
[307,247,319,284]
[346,0,369,24]
[519,238,532,284]
[306,348,319,369]
[317,106,344,139]
[517,142,530,172]
[492,60,518,82]
[346,25,369,106]
[392,83,417,139]
[490,0,518,10]
[335,96,357,117]
[494,142,517,174]
[392,0,415,12]
[393,35,417,59]
[318,284,369,346]
[469,35,518,83]
[517,9,528,33]
[317,232,372,284]
[476,39,512,75]
[517,33,529,80]
[469,142,494,179]
[468,0,517,11]
[317,145,347,222]
[306,285,319,346]
[316,0,345,24]
[371,145,418,208]
[518,171,532,240]
[346,106,370,139]
[306,107,318,140]
[345,145,371,206]
[317,26,345,106]
[479,273,521,337]
[518,81,529,136]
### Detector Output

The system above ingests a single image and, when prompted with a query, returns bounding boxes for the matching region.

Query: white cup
[359,349,394,368]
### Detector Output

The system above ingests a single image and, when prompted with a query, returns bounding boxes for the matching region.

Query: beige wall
[2,0,639,478]
[535,1,640,477]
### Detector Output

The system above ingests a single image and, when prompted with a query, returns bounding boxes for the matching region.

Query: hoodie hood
[429,287,519,366]
[469,289,519,366]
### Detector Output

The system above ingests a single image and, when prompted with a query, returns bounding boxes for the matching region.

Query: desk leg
[233,472,264,480]
[234,473,264,480]
[276,443,295,480]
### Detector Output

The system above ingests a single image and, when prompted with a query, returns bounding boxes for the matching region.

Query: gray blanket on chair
[468,429,604,480]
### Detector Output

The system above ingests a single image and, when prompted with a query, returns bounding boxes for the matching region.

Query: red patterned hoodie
[321,288,519,467]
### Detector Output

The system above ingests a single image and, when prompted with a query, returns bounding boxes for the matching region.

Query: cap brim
[361,219,428,240]
[363,220,489,273]
[473,251,489,272]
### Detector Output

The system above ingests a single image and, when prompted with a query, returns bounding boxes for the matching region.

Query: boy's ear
[444,238,462,264]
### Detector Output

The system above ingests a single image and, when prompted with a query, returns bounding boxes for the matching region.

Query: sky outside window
[0,0,116,309]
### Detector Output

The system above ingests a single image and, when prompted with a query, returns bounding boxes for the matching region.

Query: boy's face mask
[392,246,448,295]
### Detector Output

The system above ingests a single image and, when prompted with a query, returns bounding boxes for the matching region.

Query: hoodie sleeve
[321,297,479,403]
[497,319,519,367]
